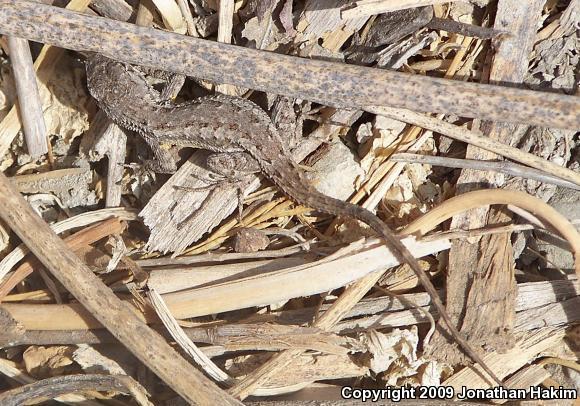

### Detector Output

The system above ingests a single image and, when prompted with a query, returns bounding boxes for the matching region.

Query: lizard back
[86,54,503,386]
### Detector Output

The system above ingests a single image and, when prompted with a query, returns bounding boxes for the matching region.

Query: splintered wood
[0,0,578,405]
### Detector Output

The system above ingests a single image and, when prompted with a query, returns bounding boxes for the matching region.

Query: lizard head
[85,54,158,108]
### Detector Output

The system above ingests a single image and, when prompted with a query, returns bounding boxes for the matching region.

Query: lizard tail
[272,172,504,386]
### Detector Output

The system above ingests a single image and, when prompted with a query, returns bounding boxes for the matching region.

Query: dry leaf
[360,328,449,386]
[42,60,89,145]
[22,346,74,378]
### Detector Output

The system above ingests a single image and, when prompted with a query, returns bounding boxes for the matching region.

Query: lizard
[85,53,503,386]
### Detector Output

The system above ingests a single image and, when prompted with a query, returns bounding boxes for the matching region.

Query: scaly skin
[86,53,502,386]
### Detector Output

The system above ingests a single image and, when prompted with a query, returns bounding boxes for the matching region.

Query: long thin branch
[0,374,151,406]
[390,153,580,191]
[0,0,577,130]
[0,172,241,406]
[371,106,580,186]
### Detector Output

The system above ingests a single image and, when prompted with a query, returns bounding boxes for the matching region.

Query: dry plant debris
[0,0,578,405]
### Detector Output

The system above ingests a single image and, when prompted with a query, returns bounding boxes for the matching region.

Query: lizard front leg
[205,151,261,220]
[141,134,178,174]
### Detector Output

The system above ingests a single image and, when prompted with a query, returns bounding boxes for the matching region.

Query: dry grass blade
[370,106,580,186]
[148,289,234,385]
[403,189,580,275]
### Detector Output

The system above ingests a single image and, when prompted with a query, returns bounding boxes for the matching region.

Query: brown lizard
[86,53,503,386]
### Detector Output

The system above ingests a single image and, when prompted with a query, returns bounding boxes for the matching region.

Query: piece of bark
[90,0,134,21]
[12,167,97,209]
[0,0,578,129]
[0,217,126,299]
[427,0,546,364]
[0,171,241,405]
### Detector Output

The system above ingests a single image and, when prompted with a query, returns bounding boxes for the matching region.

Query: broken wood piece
[12,167,97,209]
[0,171,242,405]
[443,327,566,390]
[6,36,48,158]
[429,0,552,365]
[99,118,127,208]
[0,217,126,299]
[0,207,137,286]
[0,0,578,129]
[216,0,237,95]
[141,151,261,254]
[89,134,132,209]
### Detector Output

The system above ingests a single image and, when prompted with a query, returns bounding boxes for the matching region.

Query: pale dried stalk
[6,36,47,157]
[148,289,234,385]
[390,153,580,191]
[342,0,455,19]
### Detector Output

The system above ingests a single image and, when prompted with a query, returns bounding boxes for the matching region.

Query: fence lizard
[86,53,502,386]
